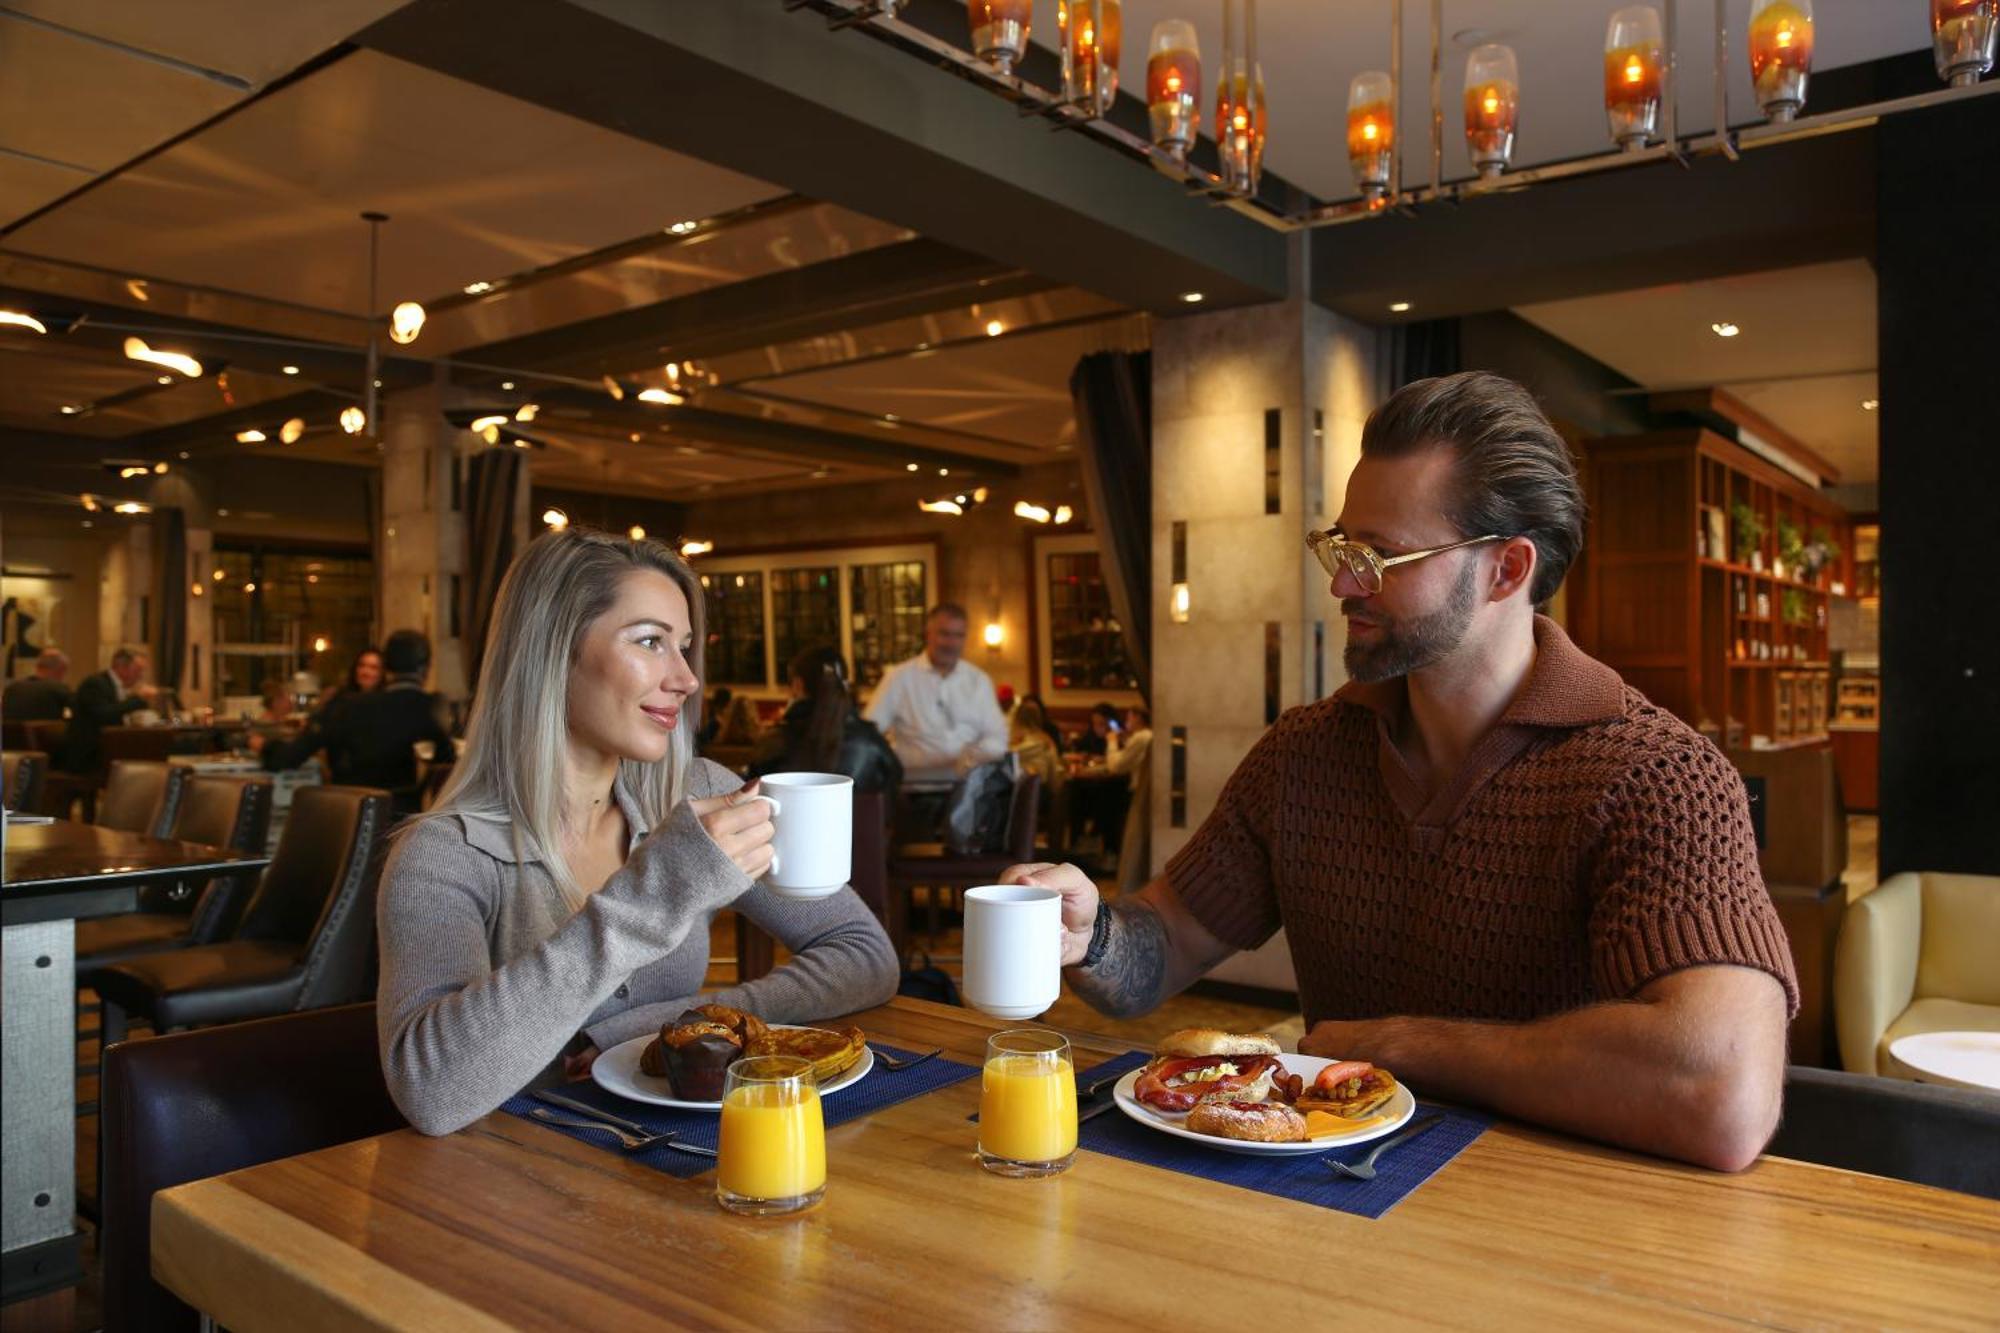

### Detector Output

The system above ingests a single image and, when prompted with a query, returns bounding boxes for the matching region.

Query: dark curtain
[1388,317,1463,388]
[461,449,524,697]
[1069,350,1152,702]
[153,506,187,690]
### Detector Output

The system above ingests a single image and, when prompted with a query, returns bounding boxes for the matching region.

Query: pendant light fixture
[1933,0,1997,85]
[967,0,1031,75]
[1059,0,1121,114]
[1145,19,1201,162]
[1605,6,1665,150]
[1463,44,1520,179]
[1748,0,1813,121]
[1347,71,1395,203]
[1216,0,1267,196]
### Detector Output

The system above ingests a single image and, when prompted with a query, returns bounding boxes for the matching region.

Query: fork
[1322,1112,1445,1181]
[870,1044,942,1072]
[527,1108,717,1156]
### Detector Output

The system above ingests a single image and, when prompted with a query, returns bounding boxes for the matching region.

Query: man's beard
[1342,561,1479,684]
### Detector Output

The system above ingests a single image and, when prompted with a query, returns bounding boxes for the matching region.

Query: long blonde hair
[421,527,707,909]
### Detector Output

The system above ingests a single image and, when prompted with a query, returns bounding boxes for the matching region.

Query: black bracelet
[1080,906,1114,970]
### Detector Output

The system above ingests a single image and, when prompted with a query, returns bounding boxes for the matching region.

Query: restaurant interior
[2,0,1996,1328]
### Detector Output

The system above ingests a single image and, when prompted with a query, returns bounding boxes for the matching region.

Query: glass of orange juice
[716,1055,826,1216]
[978,1029,1078,1177]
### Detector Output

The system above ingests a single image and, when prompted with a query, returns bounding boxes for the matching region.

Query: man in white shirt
[865,603,1008,786]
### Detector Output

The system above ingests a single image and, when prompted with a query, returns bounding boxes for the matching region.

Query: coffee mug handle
[745,793,781,878]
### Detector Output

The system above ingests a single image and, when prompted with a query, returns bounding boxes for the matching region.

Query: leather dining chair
[889,772,1041,946]
[1768,1065,2000,1200]
[24,719,94,818]
[92,784,392,1043]
[2,748,48,812]
[94,760,188,838]
[100,1003,406,1333]
[76,777,274,971]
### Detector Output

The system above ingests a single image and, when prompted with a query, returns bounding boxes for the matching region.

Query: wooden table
[3,822,266,1301]
[151,999,2000,1330]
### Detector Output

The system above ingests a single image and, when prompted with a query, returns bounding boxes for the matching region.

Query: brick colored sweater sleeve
[1586,735,1801,1016]
[1163,725,1285,952]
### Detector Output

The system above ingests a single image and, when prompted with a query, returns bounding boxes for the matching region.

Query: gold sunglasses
[1306,527,1504,595]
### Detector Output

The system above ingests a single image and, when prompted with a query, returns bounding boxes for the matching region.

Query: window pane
[770,566,841,679]
[1047,551,1139,692]
[210,547,374,707]
[848,560,927,688]
[701,570,767,685]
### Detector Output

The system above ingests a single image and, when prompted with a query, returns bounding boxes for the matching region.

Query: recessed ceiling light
[1388,301,1412,313]
[157,375,174,385]
[906,463,920,472]
[178,451,190,460]
[1861,398,1879,411]
[281,365,299,375]
[59,404,80,414]
[984,319,1005,337]
[501,381,515,390]
[1180,292,1205,304]
[667,220,699,235]
[1710,321,1740,338]
[463,280,494,295]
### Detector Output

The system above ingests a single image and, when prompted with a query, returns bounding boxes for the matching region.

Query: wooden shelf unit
[1575,428,1850,750]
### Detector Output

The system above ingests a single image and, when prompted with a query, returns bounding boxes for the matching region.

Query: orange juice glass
[716,1056,826,1216]
[978,1029,1078,1177]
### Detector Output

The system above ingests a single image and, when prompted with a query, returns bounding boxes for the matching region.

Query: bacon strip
[1134,1054,1280,1113]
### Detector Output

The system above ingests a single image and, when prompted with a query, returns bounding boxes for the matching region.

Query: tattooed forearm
[1065,898,1169,1019]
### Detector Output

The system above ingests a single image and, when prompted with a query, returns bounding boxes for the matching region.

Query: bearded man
[1004,371,1797,1172]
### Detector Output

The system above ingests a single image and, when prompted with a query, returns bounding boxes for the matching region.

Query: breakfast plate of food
[1111,1028,1415,1156]
[592,1003,873,1110]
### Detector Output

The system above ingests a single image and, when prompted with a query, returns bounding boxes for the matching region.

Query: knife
[532,1088,659,1137]
[1077,1070,1127,1124]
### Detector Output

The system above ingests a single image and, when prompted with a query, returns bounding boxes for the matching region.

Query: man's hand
[1001,861,1098,965]
[689,780,777,880]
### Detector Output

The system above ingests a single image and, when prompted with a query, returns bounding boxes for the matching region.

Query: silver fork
[870,1044,942,1072]
[1323,1111,1445,1181]
[527,1108,717,1157]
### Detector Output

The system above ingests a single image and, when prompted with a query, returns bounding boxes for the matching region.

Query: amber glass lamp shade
[1605,6,1664,150]
[1059,0,1123,113]
[1215,61,1267,194]
[1933,0,1997,86]
[1145,19,1201,160]
[1346,71,1394,200]
[967,0,1031,76]
[1748,0,1813,122]
[1463,44,1519,179]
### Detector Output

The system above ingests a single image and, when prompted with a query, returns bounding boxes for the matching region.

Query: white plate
[1112,1053,1415,1156]
[591,1026,874,1110]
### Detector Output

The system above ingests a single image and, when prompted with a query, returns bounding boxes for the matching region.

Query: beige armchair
[1835,872,2000,1077]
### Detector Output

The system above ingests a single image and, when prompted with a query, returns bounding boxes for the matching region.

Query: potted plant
[1775,517,1804,580]
[1731,501,1767,570]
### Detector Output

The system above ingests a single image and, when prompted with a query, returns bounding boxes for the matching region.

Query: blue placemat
[502,1043,980,1180]
[1071,1051,1489,1220]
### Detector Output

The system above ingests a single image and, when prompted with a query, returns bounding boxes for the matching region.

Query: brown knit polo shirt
[1167,616,1799,1026]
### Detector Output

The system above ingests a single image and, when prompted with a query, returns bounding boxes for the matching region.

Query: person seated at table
[1015,692,1065,753]
[58,648,156,773]
[1008,699,1064,799]
[1104,706,1153,892]
[1005,372,1797,1173]
[1069,702,1119,759]
[375,528,898,1136]
[315,646,384,714]
[864,602,1008,785]
[747,645,902,794]
[3,647,72,722]
[254,630,455,816]
[258,677,300,725]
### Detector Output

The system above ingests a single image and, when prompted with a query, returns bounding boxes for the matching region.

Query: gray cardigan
[376,759,900,1134]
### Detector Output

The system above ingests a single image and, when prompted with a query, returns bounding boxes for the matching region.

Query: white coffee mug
[962,884,1062,1020]
[747,772,852,900]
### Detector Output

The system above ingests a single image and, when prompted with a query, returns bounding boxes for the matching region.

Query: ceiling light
[667,220,700,235]
[629,432,643,443]
[1605,7,1665,151]
[0,310,49,334]
[388,301,426,344]
[191,582,203,597]
[1861,398,1879,410]
[114,501,151,515]
[178,451,190,460]
[212,568,226,581]
[235,429,267,443]
[542,507,570,530]
[243,581,257,593]
[81,495,100,512]
[153,462,168,474]
[1711,321,1740,337]
[119,466,149,479]
[1464,43,1521,180]
[972,486,989,503]
[939,467,950,476]
[680,539,714,557]
[339,406,366,434]
[637,387,684,405]
[1179,292,1205,304]
[469,414,510,434]
[602,376,626,401]
[1014,501,1052,523]
[883,412,899,423]
[307,573,319,582]
[906,463,920,472]
[515,403,539,422]
[501,380,515,391]
[984,319,1005,337]
[312,636,330,653]
[59,404,82,415]
[463,280,494,295]
[157,375,174,386]
[123,336,203,378]
[513,439,530,449]
[481,426,501,445]
[628,525,647,541]
[1388,301,1412,312]
[812,468,831,479]
[280,417,305,444]
[1053,504,1074,524]
[281,364,299,375]
[919,498,965,516]
[125,279,150,302]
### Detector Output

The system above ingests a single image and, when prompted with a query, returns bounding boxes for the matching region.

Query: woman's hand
[688,780,777,881]
[563,1044,600,1080]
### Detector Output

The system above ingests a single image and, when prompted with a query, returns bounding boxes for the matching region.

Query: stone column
[1146,250,1384,984]
[377,372,524,702]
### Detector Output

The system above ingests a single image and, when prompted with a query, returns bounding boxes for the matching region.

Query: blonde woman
[376,529,898,1135]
